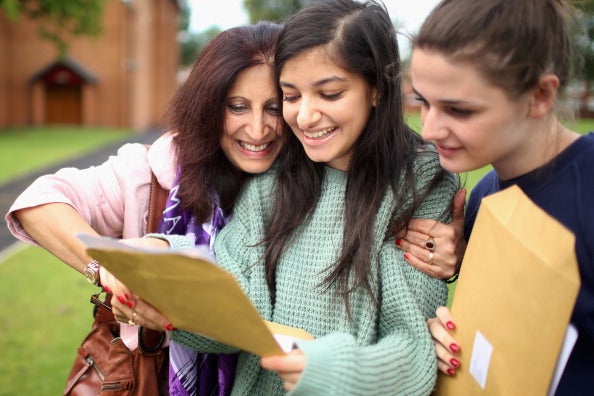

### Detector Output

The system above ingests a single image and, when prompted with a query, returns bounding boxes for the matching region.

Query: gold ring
[425,238,436,251]
[428,252,434,264]
[128,311,137,326]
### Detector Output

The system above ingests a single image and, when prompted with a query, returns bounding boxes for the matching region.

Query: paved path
[0,129,161,253]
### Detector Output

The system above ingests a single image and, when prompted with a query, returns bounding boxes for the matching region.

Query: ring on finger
[424,238,436,251]
[128,311,137,326]
[428,252,434,264]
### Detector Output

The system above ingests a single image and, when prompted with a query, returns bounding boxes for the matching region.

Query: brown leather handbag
[63,172,170,396]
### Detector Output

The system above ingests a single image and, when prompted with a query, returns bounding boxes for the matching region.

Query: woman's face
[220,64,284,174]
[279,47,376,171]
[411,48,534,179]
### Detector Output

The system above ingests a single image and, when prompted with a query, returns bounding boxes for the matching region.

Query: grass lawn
[0,126,132,394]
[0,119,592,394]
[0,126,132,183]
[0,246,97,395]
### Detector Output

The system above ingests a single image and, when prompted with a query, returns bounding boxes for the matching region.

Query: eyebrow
[412,87,473,106]
[280,75,347,89]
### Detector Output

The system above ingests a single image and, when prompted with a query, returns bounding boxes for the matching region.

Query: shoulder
[411,147,459,191]
[146,131,177,190]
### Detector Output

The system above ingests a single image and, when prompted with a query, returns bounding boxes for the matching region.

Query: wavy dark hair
[264,0,449,308]
[164,22,283,221]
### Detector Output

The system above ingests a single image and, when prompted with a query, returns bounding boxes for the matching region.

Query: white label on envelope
[469,330,493,389]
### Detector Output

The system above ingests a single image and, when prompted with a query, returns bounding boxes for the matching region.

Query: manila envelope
[78,234,313,357]
[435,185,580,396]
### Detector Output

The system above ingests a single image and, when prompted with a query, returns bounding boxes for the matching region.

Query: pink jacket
[6,132,177,243]
[5,132,177,349]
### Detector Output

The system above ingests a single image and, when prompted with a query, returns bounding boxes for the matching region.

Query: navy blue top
[464,132,594,395]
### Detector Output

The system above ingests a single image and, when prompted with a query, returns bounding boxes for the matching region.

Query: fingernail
[450,343,460,353]
[127,300,135,309]
[404,253,410,260]
[124,293,131,300]
[447,368,456,376]
[165,323,175,331]
[116,295,126,305]
[103,285,112,293]
[396,239,402,246]
[446,321,456,330]
[450,358,460,368]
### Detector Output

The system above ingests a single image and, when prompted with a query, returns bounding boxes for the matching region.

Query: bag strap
[147,171,169,234]
[144,143,169,234]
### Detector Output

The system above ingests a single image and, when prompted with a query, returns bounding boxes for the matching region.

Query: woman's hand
[260,349,306,391]
[397,188,467,279]
[99,237,174,331]
[428,306,461,376]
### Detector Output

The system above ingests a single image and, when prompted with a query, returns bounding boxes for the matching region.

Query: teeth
[240,141,271,152]
[304,127,335,139]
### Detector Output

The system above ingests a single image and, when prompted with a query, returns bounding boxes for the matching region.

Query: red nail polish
[127,300,135,309]
[165,323,175,331]
[450,358,460,367]
[103,285,112,293]
[404,253,410,260]
[447,368,456,376]
[124,293,131,300]
[116,295,126,305]
[450,343,460,353]
[446,321,456,330]
[396,239,402,246]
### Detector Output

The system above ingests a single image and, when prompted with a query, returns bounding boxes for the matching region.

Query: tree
[572,0,594,115]
[179,26,222,67]
[243,0,313,23]
[0,0,105,57]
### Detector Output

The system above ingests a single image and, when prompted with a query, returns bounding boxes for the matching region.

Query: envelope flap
[481,185,579,285]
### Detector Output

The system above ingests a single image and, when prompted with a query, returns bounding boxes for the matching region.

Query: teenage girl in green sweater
[160,0,459,394]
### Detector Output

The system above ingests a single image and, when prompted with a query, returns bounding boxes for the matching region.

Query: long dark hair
[164,22,282,221]
[264,0,448,308]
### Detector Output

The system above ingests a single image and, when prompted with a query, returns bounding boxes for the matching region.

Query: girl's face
[279,47,377,171]
[220,64,284,174]
[411,48,534,180]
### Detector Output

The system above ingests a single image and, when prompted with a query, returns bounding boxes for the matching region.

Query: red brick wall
[0,0,180,131]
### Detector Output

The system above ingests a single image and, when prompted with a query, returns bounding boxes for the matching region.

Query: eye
[282,94,300,103]
[227,103,249,114]
[448,107,473,117]
[414,95,428,107]
[321,92,342,101]
[266,103,281,116]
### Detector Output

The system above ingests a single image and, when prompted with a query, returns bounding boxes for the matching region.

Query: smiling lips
[435,143,462,157]
[239,141,273,152]
[303,126,337,139]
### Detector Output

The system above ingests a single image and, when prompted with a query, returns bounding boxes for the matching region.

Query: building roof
[30,57,98,84]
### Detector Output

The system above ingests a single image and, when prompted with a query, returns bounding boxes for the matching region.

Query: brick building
[0,0,182,131]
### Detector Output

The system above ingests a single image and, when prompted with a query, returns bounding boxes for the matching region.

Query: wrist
[83,259,101,287]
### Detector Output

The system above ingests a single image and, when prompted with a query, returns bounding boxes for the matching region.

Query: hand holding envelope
[77,234,313,357]
[435,185,580,396]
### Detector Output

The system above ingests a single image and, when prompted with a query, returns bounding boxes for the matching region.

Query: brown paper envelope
[435,185,580,396]
[79,235,312,357]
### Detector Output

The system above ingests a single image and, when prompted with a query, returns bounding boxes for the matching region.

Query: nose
[420,106,444,142]
[296,97,321,130]
[246,111,275,141]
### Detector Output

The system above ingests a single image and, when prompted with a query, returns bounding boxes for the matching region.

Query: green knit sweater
[166,156,458,395]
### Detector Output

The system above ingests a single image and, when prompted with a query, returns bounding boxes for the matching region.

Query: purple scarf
[158,179,238,396]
